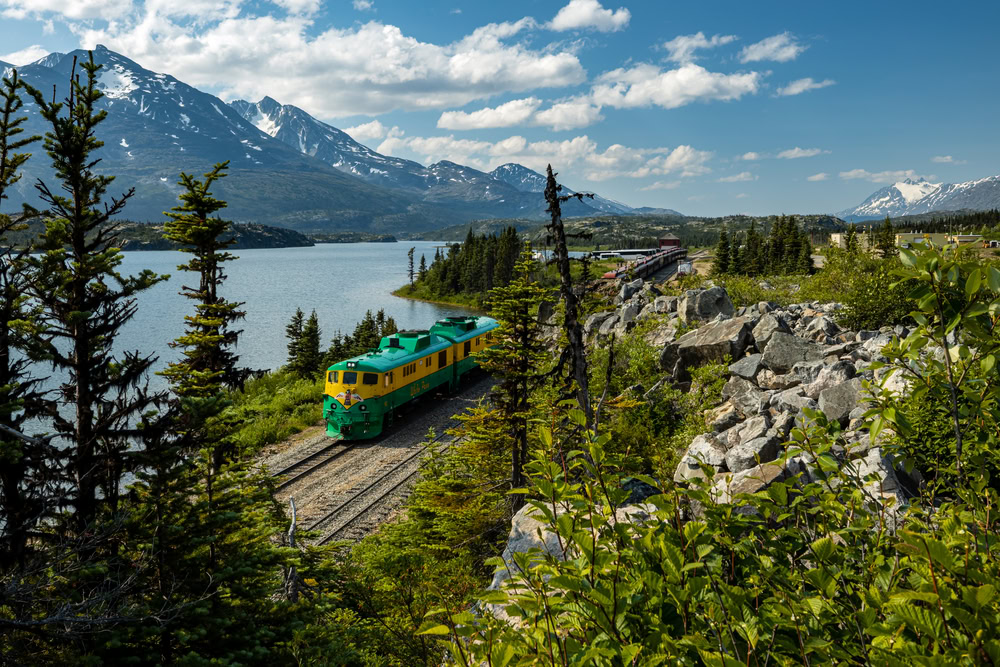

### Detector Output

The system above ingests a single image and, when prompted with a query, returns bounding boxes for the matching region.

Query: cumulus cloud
[344,119,402,142]
[437,96,603,131]
[735,193,749,199]
[740,151,760,161]
[1,0,133,20]
[437,98,542,130]
[60,9,586,118]
[775,77,835,96]
[717,171,756,182]
[639,180,681,191]
[776,146,828,159]
[548,0,630,32]
[377,133,712,183]
[592,62,760,110]
[352,0,373,9]
[0,43,49,65]
[807,172,828,181]
[739,32,806,63]
[662,32,737,63]
[839,168,934,183]
[932,155,966,164]
[273,0,320,14]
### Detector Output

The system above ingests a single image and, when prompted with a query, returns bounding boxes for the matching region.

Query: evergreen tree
[711,227,730,275]
[27,53,167,533]
[285,307,305,372]
[845,223,860,254]
[480,245,551,501]
[876,215,898,258]
[418,253,427,281]
[407,246,415,285]
[729,232,743,275]
[797,231,814,274]
[0,68,50,568]
[298,310,322,377]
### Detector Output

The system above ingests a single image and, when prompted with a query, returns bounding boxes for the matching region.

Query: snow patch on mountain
[840,175,1000,219]
[98,67,138,100]
[894,179,941,204]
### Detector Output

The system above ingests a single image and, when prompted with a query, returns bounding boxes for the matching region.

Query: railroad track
[308,433,450,545]
[271,439,358,491]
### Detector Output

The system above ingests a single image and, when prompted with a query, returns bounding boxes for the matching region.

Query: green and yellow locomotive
[323,315,498,439]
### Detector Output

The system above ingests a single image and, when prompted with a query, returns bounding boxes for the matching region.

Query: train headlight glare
[360,405,367,412]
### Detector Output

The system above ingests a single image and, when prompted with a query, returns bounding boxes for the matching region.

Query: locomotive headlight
[359,405,367,412]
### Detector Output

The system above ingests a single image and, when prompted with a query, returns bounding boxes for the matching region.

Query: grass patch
[224,370,324,456]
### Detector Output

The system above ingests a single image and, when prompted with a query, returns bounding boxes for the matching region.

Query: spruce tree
[0,68,50,567]
[285,307,305,373]
[418,254,427,281]
[407,246,415,285]
[845,223,860,254]
[876,215,898,258]
[712,227,730,275]
[480,245,551,501]
[298,310,322,377]
[27,53,167,532]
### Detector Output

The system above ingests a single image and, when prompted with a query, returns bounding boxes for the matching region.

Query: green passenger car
[323,316,498,439]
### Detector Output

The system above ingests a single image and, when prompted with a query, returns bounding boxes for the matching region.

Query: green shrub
[223,370,323,455]
[836,257,913,330]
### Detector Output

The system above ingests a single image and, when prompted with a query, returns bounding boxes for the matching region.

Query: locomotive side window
[384,374,390,388]
[328,371,338,383]
[362,373,378,385]
[438,350,447,367]
[343,371,357,385]
[463,341,471,357]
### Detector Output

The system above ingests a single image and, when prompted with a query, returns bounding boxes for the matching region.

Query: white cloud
[438,95,603,131]
[739,32,806,63]
[438,97,542,130]
[0,43,49,65]
[352,0,373,10]
[377,132,712,183]
[1,0,133,20]
[663,32,737,63]
[775,77,835,96]
[639,180,681,191]
[548,0,630,32]
[740,151,760,161]
[344,119,402,142]
[932,155,966,164]
[717,171,755,182]
[735,193,749,199]
[71,13,587,118]
[592,62,760,110]
[839,168,934,183]
[777,146,828,159]
[807,172,828,181]
[273,0,320,14]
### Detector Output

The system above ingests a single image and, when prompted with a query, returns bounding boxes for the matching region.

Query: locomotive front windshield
[342,371,357,385]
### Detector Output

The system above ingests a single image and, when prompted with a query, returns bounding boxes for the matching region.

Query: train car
[323,315,498,440]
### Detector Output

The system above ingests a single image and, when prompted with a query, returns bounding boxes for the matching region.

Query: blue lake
[116,241,472,388]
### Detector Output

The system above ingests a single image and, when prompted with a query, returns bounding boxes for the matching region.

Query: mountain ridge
[839,175,1000,220]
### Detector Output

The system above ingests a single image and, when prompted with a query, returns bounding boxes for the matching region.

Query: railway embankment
[260,373,494,545]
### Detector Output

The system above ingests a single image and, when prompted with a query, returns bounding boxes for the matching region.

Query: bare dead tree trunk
[285,497,298,603]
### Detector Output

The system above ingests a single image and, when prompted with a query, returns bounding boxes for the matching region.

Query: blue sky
[1,0,997,216]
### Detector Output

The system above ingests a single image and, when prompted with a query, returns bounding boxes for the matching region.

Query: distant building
[895,232,948,249]
[658,234,681,248]
[829,232,847,249]
[948,234,982,246]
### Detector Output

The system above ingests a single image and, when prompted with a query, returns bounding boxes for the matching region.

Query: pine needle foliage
[160,161,246,399]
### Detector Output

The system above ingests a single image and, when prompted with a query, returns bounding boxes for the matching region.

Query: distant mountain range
[839,175,1000,220]
[2,46,651,233]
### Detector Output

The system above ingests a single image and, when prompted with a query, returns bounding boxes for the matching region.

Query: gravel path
[261,372,494,543]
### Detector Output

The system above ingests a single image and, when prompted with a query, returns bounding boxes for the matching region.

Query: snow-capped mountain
[839,176,1000,219]
[488,162,635,215]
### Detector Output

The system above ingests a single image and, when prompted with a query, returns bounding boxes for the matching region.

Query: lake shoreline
[391,287,484,313]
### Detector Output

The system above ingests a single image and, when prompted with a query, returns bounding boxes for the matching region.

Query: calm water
[117,241,471,388]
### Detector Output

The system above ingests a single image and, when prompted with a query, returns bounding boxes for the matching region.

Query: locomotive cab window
[463,341,471,356]
[362,373,378,385]
[327,371,338,383]
[438,350,447,367]
[342,371,357,385]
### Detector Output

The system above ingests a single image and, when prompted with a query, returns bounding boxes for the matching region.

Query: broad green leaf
[810,536,836,561]
[966,268,982,300]
[989,266,1000,292]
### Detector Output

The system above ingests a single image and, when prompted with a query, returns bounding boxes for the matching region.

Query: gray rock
[771,387,818,414]
[856,330,879,342]
[712,463,789,504]
[766,412,797,442]
[818,378,863,426]
[584,310,615,335]
[711,406,742,433]
[679,286,735,324]
[846,447,909,531]
[752,313,792,352]
[737,414,771,443]
[661,317,754,379]
[722,376,768,417]
[618,278,644,302]
[791,360,828,386]
[726,436,780,474]
[729,353,763,381]
[645,319,680,347]
[597,314,620,337]
[619,302,641,328]
[803,360,857,399]
[653,295,678,313]
[762,332,824,374]
[757,369,800,390]
[674,433,728,483]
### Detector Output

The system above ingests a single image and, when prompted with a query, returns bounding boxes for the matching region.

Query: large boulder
[597,314,620,337]
[729,353,763,381]
[673,433,728,483]
[678,287,735,324]
[803,360,857,399]
[661,317,754,378]
[711,464,790,505]
[618,278,644,303]
[818,377,864,426]
[722,376,768,417]
[653,295,678,314]
[752,313,791,352]
[770,387,817,414]
[762,332,824,374]
[584,310,615,335]
[725,436,780,473]
[618,302,641,328]
[844,447,909,532]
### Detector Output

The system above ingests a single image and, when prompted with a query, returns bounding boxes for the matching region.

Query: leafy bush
[223,370,323,455]
[836,256,913,330]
